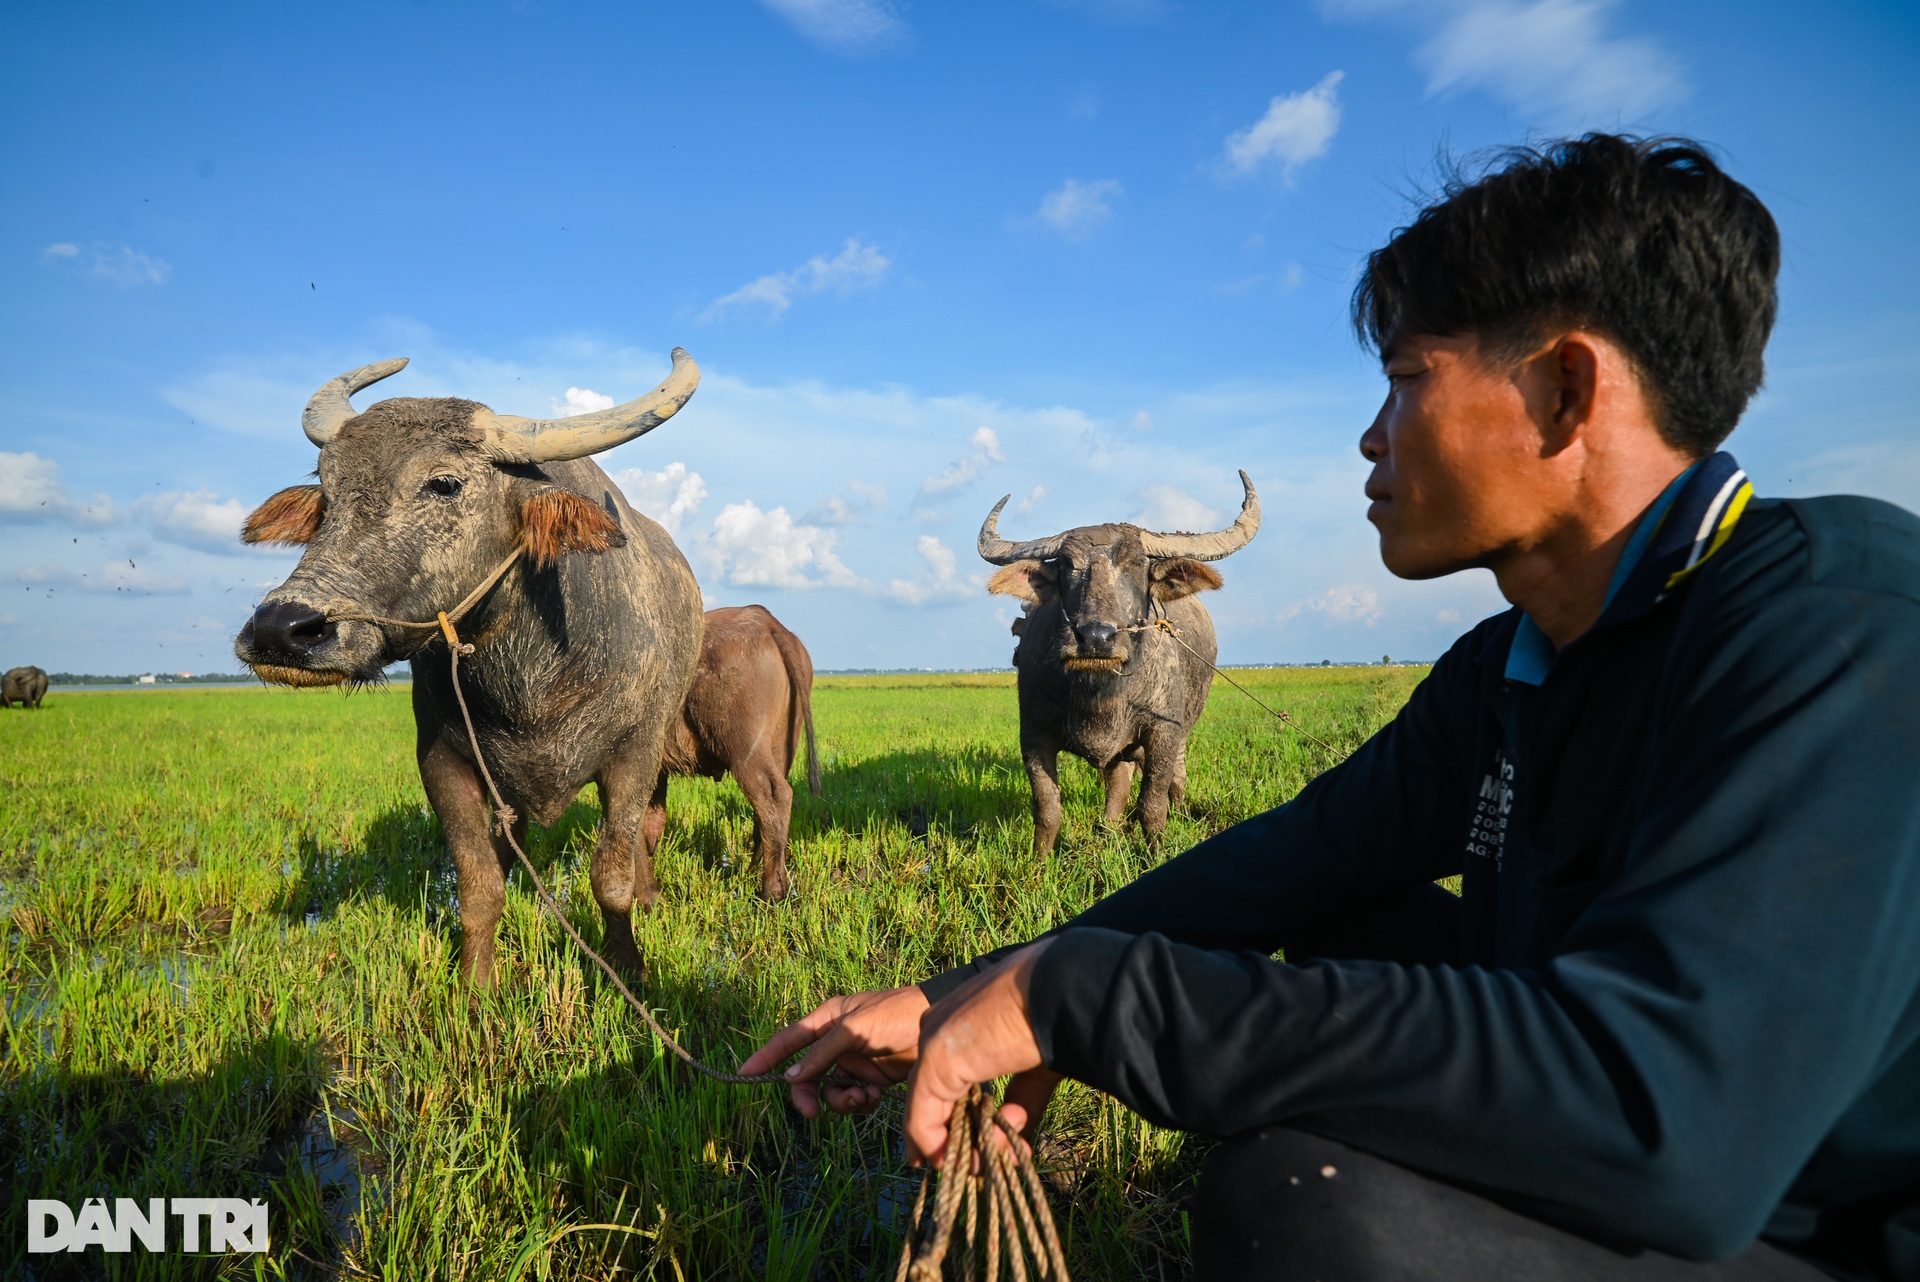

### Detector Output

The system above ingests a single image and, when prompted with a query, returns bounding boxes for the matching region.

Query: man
[742,135,1920,1281]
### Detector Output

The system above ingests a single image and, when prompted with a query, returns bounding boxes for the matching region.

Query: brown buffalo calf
[652,605,820,900]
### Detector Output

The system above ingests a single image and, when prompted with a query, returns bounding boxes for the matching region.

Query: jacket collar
[1502,452,1753,685]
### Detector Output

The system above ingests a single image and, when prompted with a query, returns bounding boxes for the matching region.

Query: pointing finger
[738,1000,843,1076]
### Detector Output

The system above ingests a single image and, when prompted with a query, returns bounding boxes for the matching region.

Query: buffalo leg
[589,754,660,979]
[642,771,669,867]
[419,736,506,987]
[737,754,795,902]
[1024,741,1065,858]
[1135,740,1182,846]
[1169,741,1190,812]
[1100,759,1134,827]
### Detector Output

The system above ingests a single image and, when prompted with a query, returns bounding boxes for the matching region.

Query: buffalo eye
[423,475,463,499]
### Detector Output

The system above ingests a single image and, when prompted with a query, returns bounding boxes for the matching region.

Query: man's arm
[1019,585,1920,1261]
[920,628,1491,1002]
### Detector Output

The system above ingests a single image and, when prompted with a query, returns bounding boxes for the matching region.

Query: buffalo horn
[471,347,701,464]
[302,358,410,446]
[1137,470,1261,561]
[977,495,1068,565]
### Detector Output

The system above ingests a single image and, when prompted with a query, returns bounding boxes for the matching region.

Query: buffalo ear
[519,487,628,569]
[987,559,1058,603]
[243,485,324,545]
[1149,557,1224,602]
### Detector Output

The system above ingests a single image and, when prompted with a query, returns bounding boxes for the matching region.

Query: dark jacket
[926,491,1920,1279]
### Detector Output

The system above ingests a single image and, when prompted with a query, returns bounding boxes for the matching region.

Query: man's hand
[739,985,930,1118]
[906,940,1059,1165]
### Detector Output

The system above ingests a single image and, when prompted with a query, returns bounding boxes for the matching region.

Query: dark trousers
[1189,886,1830,1282]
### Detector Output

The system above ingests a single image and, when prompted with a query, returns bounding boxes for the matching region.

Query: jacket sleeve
[920,632,1488,1002]
[1026,585,1920,1261]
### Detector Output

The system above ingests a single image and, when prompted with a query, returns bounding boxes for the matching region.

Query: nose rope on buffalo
[327,547,1071,1282]
[1123,614,1352,763]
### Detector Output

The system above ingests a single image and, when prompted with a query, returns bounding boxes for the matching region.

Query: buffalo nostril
[249,601,335,659]
[1076,621,1117,649]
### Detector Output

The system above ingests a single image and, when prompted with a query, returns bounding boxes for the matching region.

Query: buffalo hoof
[597,937,647,984]
[758,868,792,902]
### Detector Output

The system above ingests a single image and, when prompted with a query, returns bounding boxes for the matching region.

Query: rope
[328,545,527,635]
[325,550,1077,1271]
[1123,615,1350,762]
[895,1086,1070,1282]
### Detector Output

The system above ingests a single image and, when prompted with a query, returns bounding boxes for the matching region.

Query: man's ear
[1532,332,1604,449]
[1149,558,1224,602]
[519,487,627,569]
[242,485,324,545]
[987,559,1059,603]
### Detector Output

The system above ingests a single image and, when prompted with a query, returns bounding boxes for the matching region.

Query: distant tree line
[48,672,254,686]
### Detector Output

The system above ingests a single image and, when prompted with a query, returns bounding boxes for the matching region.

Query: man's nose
[1360,412,1388,462]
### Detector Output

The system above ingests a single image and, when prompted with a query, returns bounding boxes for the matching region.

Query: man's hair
[1353,134,1780,456]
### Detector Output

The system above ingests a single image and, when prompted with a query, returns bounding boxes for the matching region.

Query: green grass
[0,666,1422,1280]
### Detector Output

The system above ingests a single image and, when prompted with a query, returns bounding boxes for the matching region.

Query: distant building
[136,674,157,684]
[176,671,194,679]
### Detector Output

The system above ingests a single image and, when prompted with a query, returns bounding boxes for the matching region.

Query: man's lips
[1366,485,1392,522]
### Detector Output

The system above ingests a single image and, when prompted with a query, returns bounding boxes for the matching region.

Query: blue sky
[3,0,1916,673]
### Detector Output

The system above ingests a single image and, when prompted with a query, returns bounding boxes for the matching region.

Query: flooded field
[0,668,1419,1279]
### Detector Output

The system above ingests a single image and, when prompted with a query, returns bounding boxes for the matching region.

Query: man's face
[1360,331,1556,580]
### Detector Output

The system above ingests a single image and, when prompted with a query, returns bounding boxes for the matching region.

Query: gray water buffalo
[980,472,1260,855]
[654,605,820,901]
[234,351,705,985]
[2,665,48,709]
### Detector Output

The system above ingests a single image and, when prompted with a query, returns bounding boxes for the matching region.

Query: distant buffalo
[656,605,820,901]
[234,351,705,985]
[981,472,1260,855]
[2,665,48,709]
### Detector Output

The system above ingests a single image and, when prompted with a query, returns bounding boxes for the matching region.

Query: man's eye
[424,476,463,498]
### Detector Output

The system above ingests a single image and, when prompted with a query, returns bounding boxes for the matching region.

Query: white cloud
[160,368,311,438]
[803,480,887,527]
[0,452,117,525]
[552,386,616,417]
[0,452,267,557]
[758,0,906,53]
[613,462,709,538]
[917,426,1006,507]
[42,241,171,287]
[1299,583,1384,625]
[884,535,981,605]
[702,237,892,321]
[1015,485,1049,517]
[1032,178,1124,238]
[11,561,191,596]
[705,500,865,590]
[1321,0,1684,120]
[1129,484,1219,532]
[1223,71,1344,180]
[133,490,250,553]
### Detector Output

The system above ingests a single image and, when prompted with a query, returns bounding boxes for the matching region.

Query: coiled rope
[328,548,1072,1273]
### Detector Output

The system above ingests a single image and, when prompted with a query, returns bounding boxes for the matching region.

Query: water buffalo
[234,351,705,985]
[2,665,48,709]
[654,605,820,901]
[980,472,1260,855]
